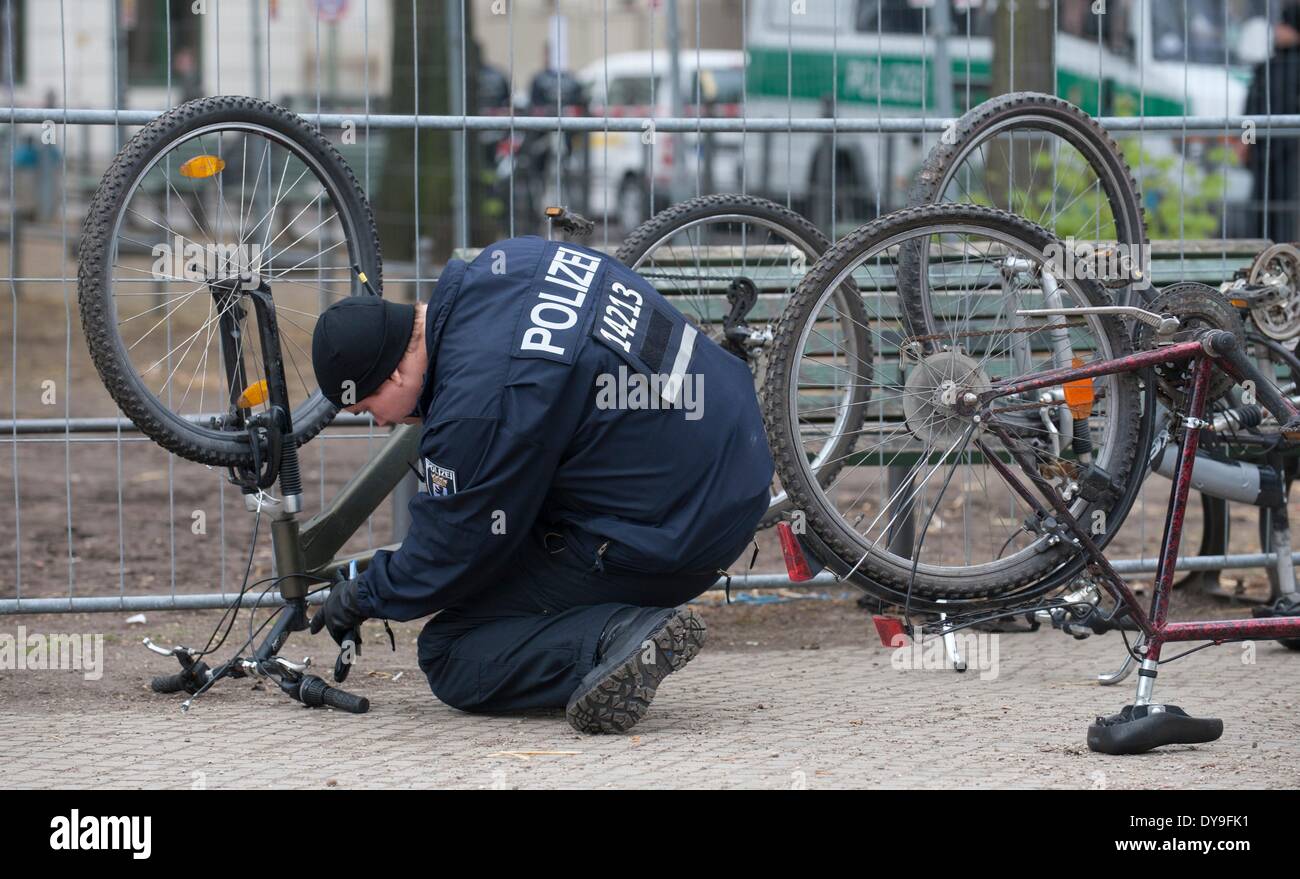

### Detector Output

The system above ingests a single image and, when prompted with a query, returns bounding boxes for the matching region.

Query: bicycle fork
[145,276,371,713]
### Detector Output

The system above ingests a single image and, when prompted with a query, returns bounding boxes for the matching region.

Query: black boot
[565,607,707,734]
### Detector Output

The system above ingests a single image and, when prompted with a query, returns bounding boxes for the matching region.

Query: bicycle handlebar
[145,621,370,712]
[1204,330,1300,429]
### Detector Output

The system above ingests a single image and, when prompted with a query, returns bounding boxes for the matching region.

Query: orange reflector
[776,521,814,582]
[179,155,225,179]
[544,206,563,217]
[236,379,268,408]
[1229,298,1249,308]
[1063,356,1095,419]
[873,615,909,648]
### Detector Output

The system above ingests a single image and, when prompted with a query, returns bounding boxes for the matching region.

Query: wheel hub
[903,350,992,443]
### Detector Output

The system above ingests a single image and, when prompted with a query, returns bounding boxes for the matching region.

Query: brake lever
[334,633,359,683]
[332,559,361,683]
[142,637,191,658]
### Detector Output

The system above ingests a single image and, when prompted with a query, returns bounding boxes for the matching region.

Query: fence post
[886,466,916,560]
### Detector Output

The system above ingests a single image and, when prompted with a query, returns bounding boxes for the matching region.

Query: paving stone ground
[2,625,1297,789]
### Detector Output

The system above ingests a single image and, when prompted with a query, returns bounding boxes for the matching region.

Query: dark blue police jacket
[354,236,774,621]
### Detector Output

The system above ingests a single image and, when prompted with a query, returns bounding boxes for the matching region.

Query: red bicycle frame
[979,338,1300,670]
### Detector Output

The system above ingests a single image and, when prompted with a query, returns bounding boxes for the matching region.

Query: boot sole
[566,608,707,734]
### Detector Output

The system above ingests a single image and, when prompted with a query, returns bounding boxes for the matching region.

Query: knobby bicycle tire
[78,95,383,467]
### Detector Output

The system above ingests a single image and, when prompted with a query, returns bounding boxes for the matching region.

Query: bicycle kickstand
[1096,649,1137,686]
[936,612,967,673]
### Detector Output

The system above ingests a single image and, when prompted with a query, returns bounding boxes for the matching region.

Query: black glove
[310,578,367,651]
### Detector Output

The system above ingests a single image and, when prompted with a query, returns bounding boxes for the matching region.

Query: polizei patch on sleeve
[422,458,457,497]
[513,243,605,364]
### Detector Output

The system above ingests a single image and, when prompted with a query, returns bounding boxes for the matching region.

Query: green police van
[742,0,1270,234]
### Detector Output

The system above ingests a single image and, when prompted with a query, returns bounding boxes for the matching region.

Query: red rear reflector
[777,521,814,582]
[873,615,908,648]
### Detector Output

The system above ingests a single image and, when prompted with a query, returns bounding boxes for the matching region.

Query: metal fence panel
[2,0,1297,614]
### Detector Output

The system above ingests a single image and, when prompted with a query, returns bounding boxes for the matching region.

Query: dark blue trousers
[416,526,732,713]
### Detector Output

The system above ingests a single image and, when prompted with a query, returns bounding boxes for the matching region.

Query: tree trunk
[988,0,1056,210]
[376,2,485,266]
[991,0,1055,96]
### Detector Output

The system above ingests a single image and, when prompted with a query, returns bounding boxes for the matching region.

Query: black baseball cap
[311,296,416,408]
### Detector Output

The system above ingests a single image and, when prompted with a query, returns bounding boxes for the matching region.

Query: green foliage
[1122,141,1229,240]
[1019,149,1120,241]
[980,139,1234,241]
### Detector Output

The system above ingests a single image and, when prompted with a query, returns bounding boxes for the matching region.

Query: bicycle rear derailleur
[1035,581,1138,640]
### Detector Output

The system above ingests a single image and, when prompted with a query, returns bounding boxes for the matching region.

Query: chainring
[1135,281,1244,407]
[1248,243,1300,341]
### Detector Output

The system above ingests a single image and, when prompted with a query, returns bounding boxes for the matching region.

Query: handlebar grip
[151,671,188,694]
[297,674,370,714]
[322,685,370,714]
[150,660,210,695]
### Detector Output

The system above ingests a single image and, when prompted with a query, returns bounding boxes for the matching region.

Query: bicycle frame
[977,339,1300,675]
[264,423,420,598]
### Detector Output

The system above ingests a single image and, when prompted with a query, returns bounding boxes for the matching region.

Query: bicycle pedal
[1086,704,1223,755]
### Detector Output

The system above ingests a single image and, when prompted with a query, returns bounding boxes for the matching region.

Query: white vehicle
[578,50,746,231]
[743,0,1269,234]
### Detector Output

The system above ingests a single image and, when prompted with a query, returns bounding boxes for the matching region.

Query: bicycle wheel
[909,92,1148,305]
[764,205,1144,606]
[79,95,382,467]
[618,194,871,526]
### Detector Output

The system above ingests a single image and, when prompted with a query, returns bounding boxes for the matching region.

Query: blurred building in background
[0,0,1289,242]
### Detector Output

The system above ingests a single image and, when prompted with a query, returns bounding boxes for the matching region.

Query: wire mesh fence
[4,0,1300,614]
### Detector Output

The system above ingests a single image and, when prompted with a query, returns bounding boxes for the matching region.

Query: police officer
[309,236,772,733]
